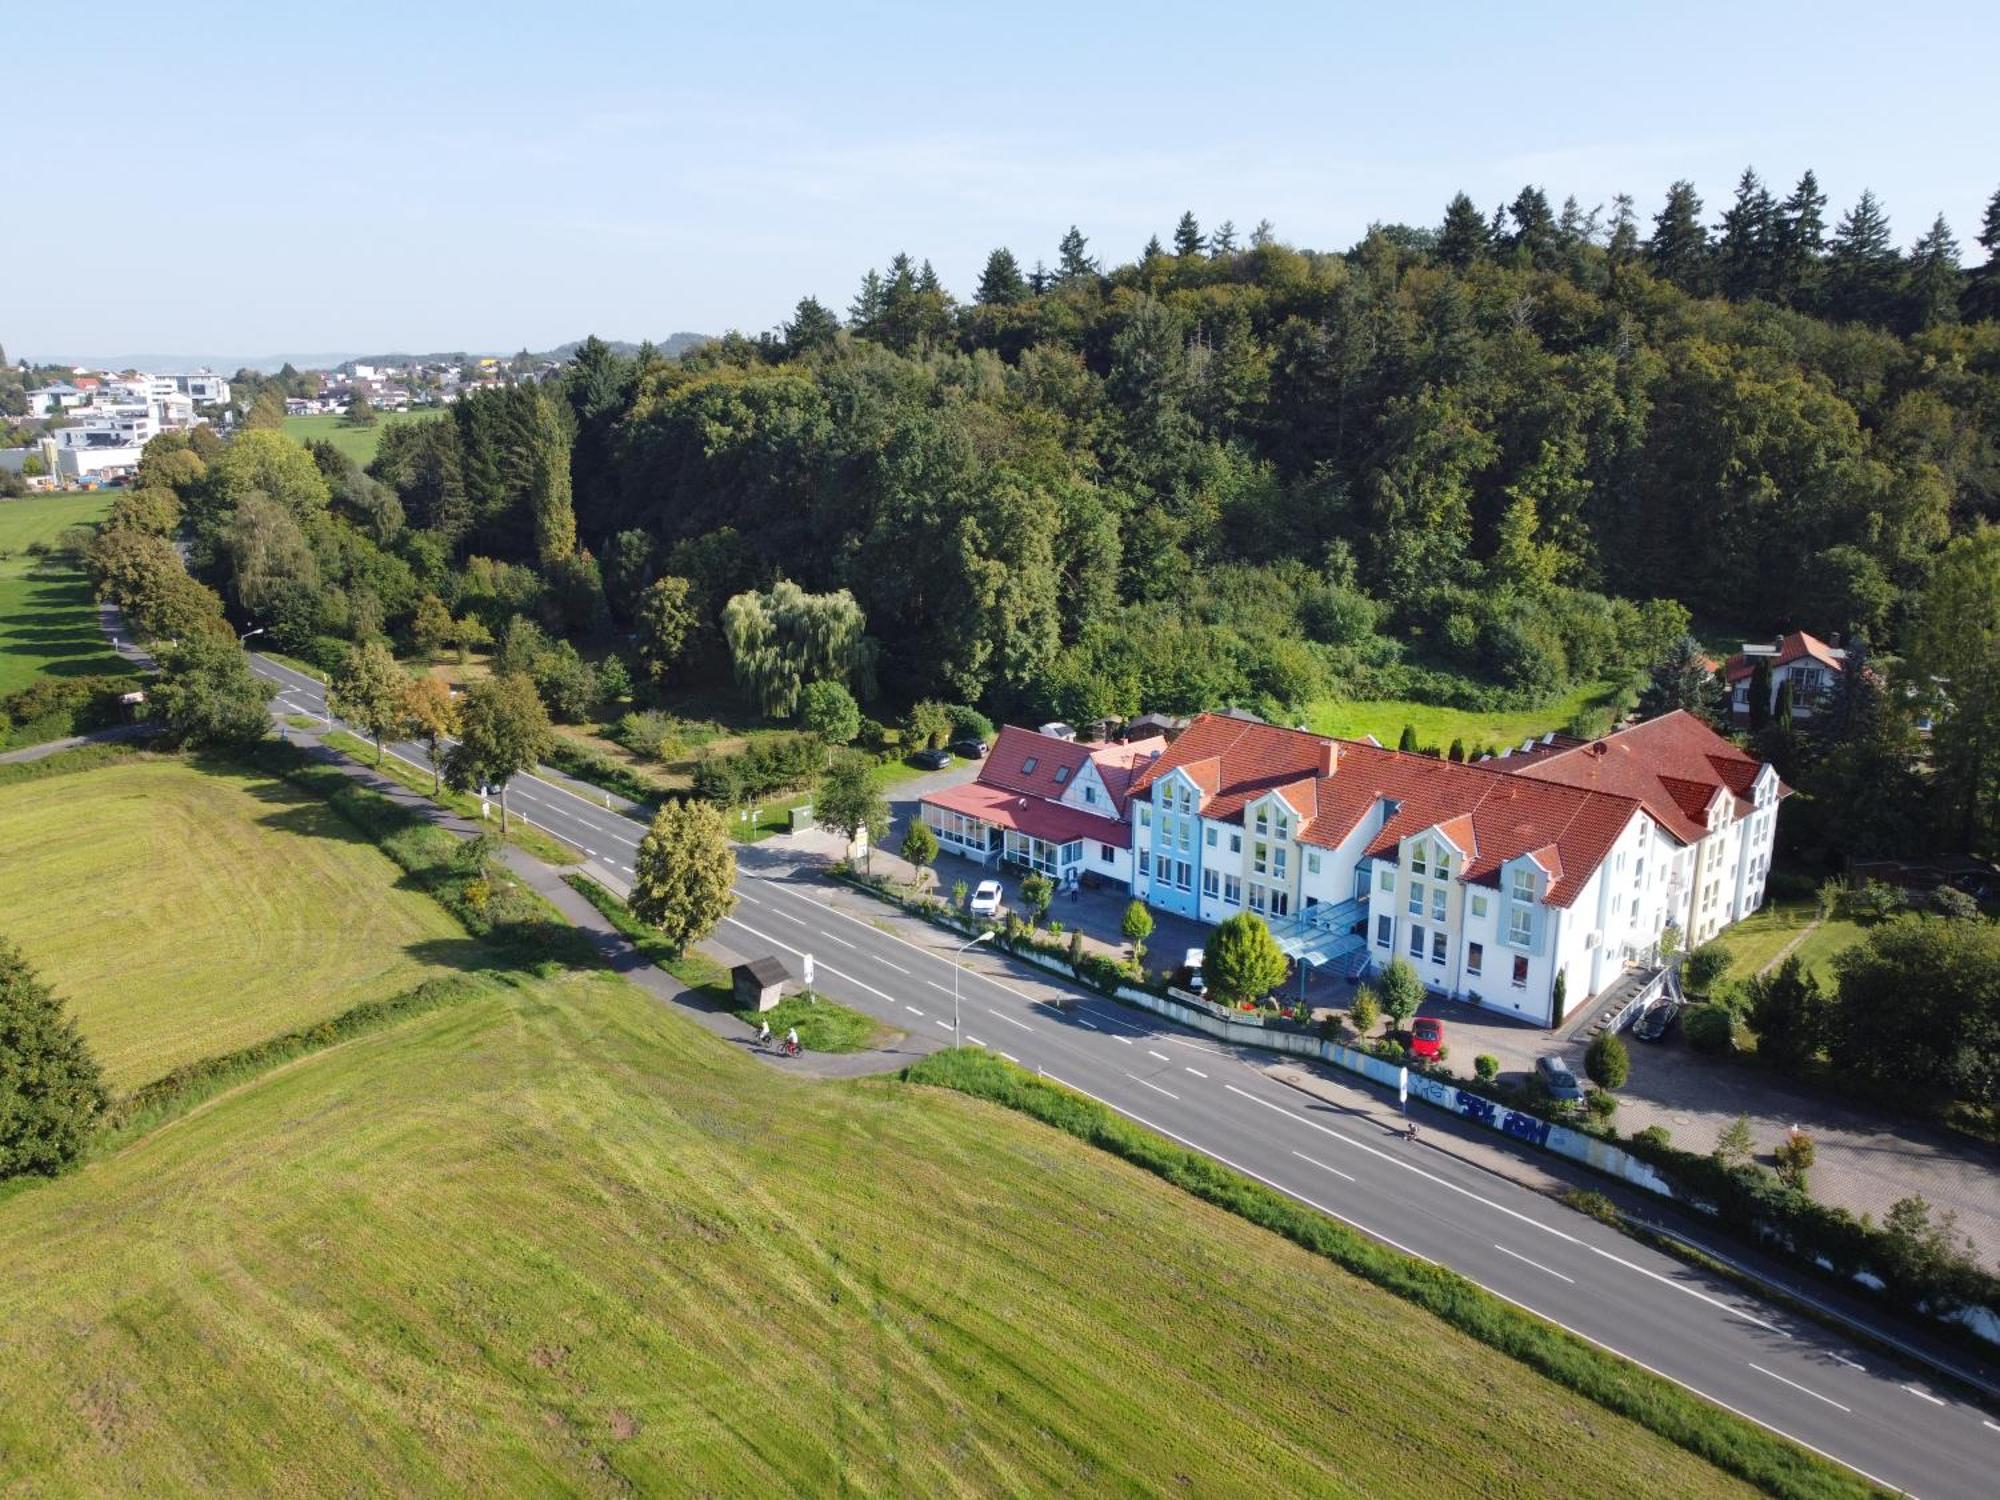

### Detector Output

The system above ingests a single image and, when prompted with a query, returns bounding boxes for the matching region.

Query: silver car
[1536,1053,1586,1101]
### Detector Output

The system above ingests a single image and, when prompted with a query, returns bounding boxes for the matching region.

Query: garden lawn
[1710,898,1866,988]
[1304,677,1624,754]
[0,756,476,1091]
[281,409,443,467]
[0,492,121,697]
[0,963,1756,1497]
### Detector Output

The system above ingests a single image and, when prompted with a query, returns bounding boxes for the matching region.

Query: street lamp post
[239,626,266,645]
[952,929,996,1049]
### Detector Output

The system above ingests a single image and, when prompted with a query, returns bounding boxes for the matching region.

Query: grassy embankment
[280,408,442,467]
[0,492,121,699]
[317,726,580,866]
[0,747,1785,1495]
[0,755,477,1091]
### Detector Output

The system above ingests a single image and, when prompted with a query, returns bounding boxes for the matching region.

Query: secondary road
[248,652,1996,1498]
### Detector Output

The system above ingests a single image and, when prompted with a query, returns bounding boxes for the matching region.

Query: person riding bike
[758,1019,772,1047]
[786,1026,801,1055]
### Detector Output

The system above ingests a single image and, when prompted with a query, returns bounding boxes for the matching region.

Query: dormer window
[1054,766,1070,785]
[1022,757,1038,775]
[1411,842,1427,876]
[1254,806,1269,836]
[1510,868,1535,904]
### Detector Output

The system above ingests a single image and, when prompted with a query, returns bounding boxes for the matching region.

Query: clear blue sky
[8,0,1996,360]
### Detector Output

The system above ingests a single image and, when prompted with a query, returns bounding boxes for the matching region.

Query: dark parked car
[1536,1054,1587,1101]
[1633,998,1680,1043]
[950,738,988,759]
[911,747,953,770]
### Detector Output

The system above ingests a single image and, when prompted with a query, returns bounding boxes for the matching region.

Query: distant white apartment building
[54,400,158,450]
[25,383,89,418]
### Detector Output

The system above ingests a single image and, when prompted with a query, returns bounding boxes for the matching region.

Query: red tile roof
[978,725,1093,802]
[1127,714,1641,908]
[1510,710,1778,843]
[1724,631,1844,684]
[920,780,1132,849]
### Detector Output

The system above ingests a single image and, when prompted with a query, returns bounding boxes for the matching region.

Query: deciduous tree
[816,754,888,872]
[150,636,274,747]
[1207,912,1289,1007]
[400,674,459,793]
[629,800,737,953]
[444,673,553,834]
[328,639,408,764]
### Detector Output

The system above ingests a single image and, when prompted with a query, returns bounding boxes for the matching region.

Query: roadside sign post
[802,953,815,998]
[1398,1065,1408,1116]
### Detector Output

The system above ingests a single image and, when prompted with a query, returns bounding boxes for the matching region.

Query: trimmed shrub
[1684,1005,1735,1056]
[1473,1053,1500,1083]
[1585,1032,1629,1089]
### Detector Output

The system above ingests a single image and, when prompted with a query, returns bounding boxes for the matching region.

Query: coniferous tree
[915,258,943,295]
[1772,170,1829,308]
[848,268,885,329]
[1027,259,1050,294]
[1716,167,1776,301]
[1141,234,1165,261]
[1505,185,1558,269]
[1747,655,1772,733]
[1056,226,1098,282]
[1249,218,1276,249]
[1209,220,1238,256]
[1639,634,1723,724]
[1437,191,1489,270]
[1827,190,1900,324]
[1963,186,2000,323]
[974,247,1028,306]
[1905,214,1963,332]
[1647,181,1711,294]
[1606,193,1640,268]
[1173,211,1205,258]
[783,295,842,356]
[0,939,108,1180]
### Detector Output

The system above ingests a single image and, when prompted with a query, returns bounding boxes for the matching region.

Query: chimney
[1317,740,1337,777]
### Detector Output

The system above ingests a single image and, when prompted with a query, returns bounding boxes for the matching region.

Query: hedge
[904,1049,1871,1500]
[544,738,669,810]
[690,732,820,804]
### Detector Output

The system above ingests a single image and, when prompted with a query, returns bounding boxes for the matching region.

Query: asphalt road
[249,653,1997,1498]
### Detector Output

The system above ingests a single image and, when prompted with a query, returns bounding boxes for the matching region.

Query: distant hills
[22,333,713,375]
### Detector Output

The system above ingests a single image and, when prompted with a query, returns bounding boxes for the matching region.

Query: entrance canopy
[1267,895,1369,972]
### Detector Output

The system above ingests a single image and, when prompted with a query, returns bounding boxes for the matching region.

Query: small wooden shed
[732,956,788,1012]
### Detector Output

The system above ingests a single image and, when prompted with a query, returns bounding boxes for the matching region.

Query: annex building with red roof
[928,708,1784,1029]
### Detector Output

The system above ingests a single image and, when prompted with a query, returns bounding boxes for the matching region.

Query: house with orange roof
[1724,631,1847,723]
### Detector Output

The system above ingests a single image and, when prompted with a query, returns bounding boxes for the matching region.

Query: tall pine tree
[1905,214,1962,332]
[1437,191,1490,270]
[1716,167,1776,301]
[1173,211,1205,257]
[1505,185,1558,269]
[1963,185,2000,323]
[1772,170,1828,308]
[975,247,1027,305]
[1826,190,1900,324]
[1056,226,1098,282]
[1647,181,1711,294]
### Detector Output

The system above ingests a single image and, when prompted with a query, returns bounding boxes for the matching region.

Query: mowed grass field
[282,408,443,466]
[1305,677,1626,753]
[0,758,475,1090]
[0,492,122,697]
[0,958,1755,1496]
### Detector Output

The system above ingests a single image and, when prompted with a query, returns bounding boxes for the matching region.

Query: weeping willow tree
[721,580,874,717]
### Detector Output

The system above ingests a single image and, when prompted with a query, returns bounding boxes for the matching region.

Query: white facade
[1128,742,1783,1027]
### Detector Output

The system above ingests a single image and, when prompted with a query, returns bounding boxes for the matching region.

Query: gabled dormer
[1059,758,1114,815]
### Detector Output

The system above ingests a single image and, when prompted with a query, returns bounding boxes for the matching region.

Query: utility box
[790,803,816,832]
[732,956,788,1012]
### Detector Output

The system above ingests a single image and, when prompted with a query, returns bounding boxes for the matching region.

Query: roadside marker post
[1399,1065,1409,1116]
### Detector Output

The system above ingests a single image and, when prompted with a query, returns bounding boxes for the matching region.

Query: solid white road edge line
[1031,1069,1435,1265]
[1222,1082,1789,1337]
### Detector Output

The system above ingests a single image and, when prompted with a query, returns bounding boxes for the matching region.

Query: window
[1511,868,1535,903]
[1272,846,1287,877]
[1061,840,1083,867]
[1083,785,1097,805]
[1430,886,1445,922]
[1254,841,1270,875]
[1430,930,1447,965]
[1376,915,1392,948]
[1356,866,1372,897]
[1175,860,1193,892]
[1509,907,1532,946]
[1224,875,1242,905]
[1053,766,1070,784]
[1434,849,1451,877]
[1205,827,1217,848]
[1407,882,1424,917]
[1270,890,1290,918]
[1229,833,1241,854]
[1139,806,1152,829]
[1411,843,1427,876]
[1249,884,1267,913]
[1022,757,1038,775]
[1408,924,1425,957]
[1306,852,1321,876]
[1467,942,1483,976]
[1511,955,1529,987]
[1099,842,1117,864]
[1254,807,1269,836]
[1139,849,1151,877]
[1380,870,1395,893]
[1470,893,1487,919]
[1202,868,1220,898]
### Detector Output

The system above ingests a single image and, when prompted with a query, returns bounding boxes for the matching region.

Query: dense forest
[102,173,2000,858]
